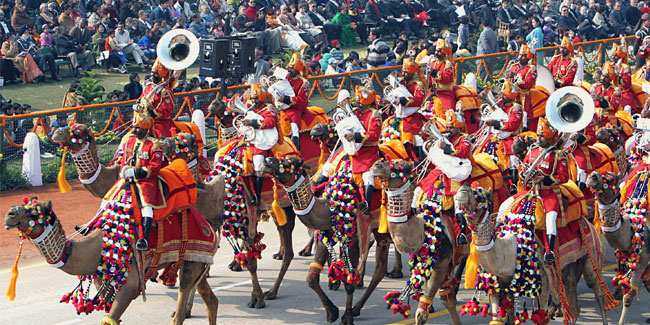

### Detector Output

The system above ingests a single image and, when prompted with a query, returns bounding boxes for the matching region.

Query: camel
[4,198,218,325]
[370,159,465,325]
[454,183,611,324]
[595,127,628,178]
[51,126,275,311]
[586,171,650,324]
[262,156,391,324]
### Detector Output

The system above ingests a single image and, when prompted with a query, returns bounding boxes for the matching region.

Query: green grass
[2,44,371,112]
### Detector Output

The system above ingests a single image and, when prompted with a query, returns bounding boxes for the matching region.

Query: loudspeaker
[236,37,256,74]
[199,39,228,78]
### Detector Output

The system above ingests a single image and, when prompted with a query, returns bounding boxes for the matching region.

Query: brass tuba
[156,29,200,71]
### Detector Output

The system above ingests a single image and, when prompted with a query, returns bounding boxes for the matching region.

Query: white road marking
[211,279,267,291]
[51,320,82,325]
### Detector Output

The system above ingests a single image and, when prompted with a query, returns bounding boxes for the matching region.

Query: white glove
[120,167,135,179]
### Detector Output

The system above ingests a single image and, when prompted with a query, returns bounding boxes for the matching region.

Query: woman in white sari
[295,3,326,45]
[267,8,308,51]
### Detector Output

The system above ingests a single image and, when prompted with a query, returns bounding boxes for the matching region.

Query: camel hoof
[264,290,278,300]
[352,305,361,317]
[170,310,191,319]
[273,252,283,260]
[614,286,624,300]
[247,295,266,309]
[356,278,364,289]
[298,249,313,257]
[329,281,341,291]
[341,310,354,325]
[386,270,403,279]
[326,305,340,323]
[228,260,243,272]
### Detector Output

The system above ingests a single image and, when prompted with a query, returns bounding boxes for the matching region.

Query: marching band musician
[592,65,622,127]
[505,44,537,131]
[439,110,472,245]
[401,57,426,109]
[609,40,639,114]
[548,37,578,88]
[427,38,456,111]
[140,59,176,138]
[117,111,165,250]
[568,120,598,189]
[483,80,525,193]
[521,118,570,264]
[242,83,279,206]
[344,86,382,214]
[282,52,309,150]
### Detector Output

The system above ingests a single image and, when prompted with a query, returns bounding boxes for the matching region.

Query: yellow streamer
[272,181,287,226]
[58,152,72,194]
[464,236,478,289]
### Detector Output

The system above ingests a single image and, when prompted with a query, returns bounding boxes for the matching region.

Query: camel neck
[472,208,493,250]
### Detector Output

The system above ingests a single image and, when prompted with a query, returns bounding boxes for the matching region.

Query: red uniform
[570,121,601,177]
[548,54,577,87]
[350,108,381,174]
[428,58,455,111]
[250,103,278,157]
[402,79,426,109]
[615,63,640,113]
[509,63,537,129]
[522,146,570,213]
[442,133,472,196]
[592,83,622,126]
[285,74,309,126]
[118,134,165,208]
[142,82,176,138]
[497,101,524,155]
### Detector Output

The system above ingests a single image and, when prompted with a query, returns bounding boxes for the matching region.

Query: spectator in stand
[610,1,633,35]
[296,3,327,47]
[189,13,210,38]
[558,5,578,32]
[329,39,343,61]
[91,23,107,54]
[137,10,153,32]
[477,20,498,56]
[308,1,341,43]
[200,3,215,26]
[118,0,139,22]
[175,0,193,21]
[1,33,43,83]
[626,0,642,29]
[151,0,172,25]
[35,3,56,33]
[635,13,650,69]
[526,16,544,63]
[253,47,271,83]
[16,25,61,81]
[172,15,187,29]
[58,4,76,31]
[70,18,93,46]
[0,11,13,39]
[137,29,157,60]
[40,24,52,48]
[105,28,128,73]
[54,25,96,78]
[366,29,389,68]
[11,2,30,31]
[457,15,470,52]
[330,6,356,46]
[115,22,151,69]
[124,72,143,99]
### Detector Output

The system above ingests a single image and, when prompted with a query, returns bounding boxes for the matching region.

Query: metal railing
[0,35,633,158]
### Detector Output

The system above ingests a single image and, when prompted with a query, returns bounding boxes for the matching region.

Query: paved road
[1,220,649,325]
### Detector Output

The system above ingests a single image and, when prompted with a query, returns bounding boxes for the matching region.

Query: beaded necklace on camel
[384,181,445,319]
[380,117,402,142]
[612,172,648,296]
[207,141,265,268]
[318,160,361,287]
[462,192,547,325]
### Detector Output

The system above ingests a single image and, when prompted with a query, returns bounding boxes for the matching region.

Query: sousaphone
[156,29,200,71]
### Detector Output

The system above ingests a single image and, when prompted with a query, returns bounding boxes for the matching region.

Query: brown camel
[51,126,274,311]
[595,127,628,178]
[586,171,650,324]
[262,156,391,324]
[369,159,465,325]
[455,183,611,324]
[4,199,218,325]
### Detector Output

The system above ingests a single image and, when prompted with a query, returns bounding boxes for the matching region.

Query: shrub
[0,166,30,192]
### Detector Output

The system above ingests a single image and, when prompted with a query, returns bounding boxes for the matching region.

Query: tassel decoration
[272,181,287,226]
[5,237,23,301]
[58,152,72,194]
[464,236,478,289]
[378,187,388,233]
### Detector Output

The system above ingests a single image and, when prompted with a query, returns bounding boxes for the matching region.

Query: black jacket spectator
[625,4,642,28]
[324,0,340,20]
[150,4,171,24]
[558,14,578,32]
[123,77,143,99]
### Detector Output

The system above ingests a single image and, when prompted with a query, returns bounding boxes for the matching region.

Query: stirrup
[250,194,260,206]
[544,251,555,264]
[136,239,149,251]
[359,201,370,214]
[456,233,468,246]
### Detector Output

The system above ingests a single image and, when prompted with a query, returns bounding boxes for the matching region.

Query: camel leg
[387,247,404,278]
[307,241,340,323]
[581,256,607,325]
[488,293,502,323]
[356,237,374,289]
[172,262,206,325]
[195,271,218,325]
[562,262,581,320]
[246,255,266,309]
[341,239,360,325]
[265,208,296,300]
[106,271,141,324]
[415,256,453,325]
[299,229,315,256]
[619,251,650,325]
[352,234,389,316]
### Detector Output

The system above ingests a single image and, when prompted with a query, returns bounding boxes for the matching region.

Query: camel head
[595,127,622,150]
[512,134,536,161]
[4,197,56,239]
[586,171,619,204]
[454,183,493,226]
[208,98,234,127]
[369,159,413,189]
[310,122,338,149]
[51,123,94,153]
[161,132,198,162]
[262,156,309,186]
